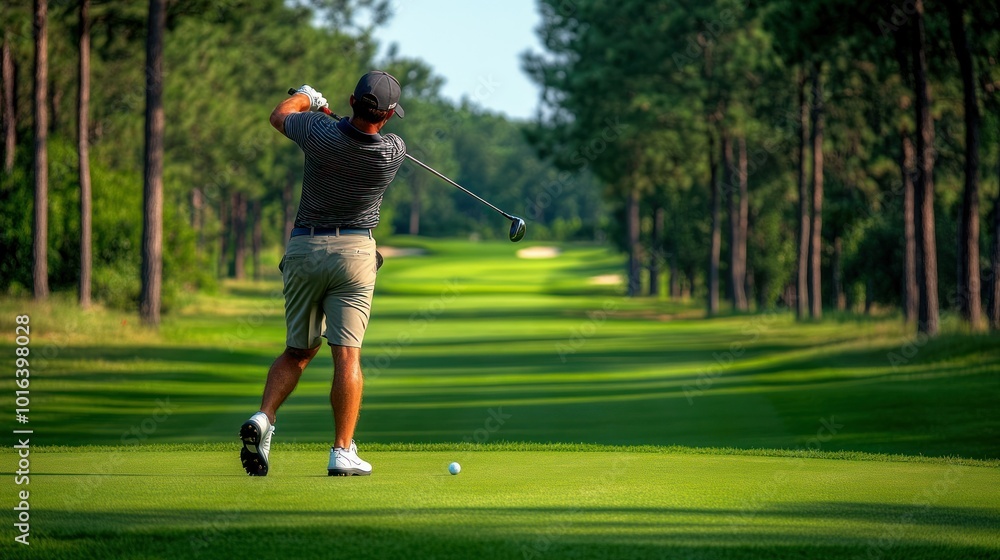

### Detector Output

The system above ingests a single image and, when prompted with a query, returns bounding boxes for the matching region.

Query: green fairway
[2,445,999,560]
[2,240,999,558]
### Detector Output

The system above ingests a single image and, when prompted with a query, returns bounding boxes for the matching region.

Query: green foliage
[525,0,1000,317]
[0,0,599,313]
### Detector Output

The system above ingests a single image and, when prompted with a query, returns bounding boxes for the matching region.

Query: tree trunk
[912,0,939,336]
[32,0,49,301]
[708,131,721,315]
[78,0,91,309]
[948,2,982,330]
[409,180,421,236]
[668,209,680,299]
[2,33,15,173]
[626,187,642,297]
[191,187,204,253]
[833,235,845,311]
[796,69,810,320]
[669,237,680,299]
[809,63,824,320]
[649,205,664,296]
[283,170,295,242]
[990,186,1000,330]
[865,277,873,315]
[683,266,694,300]
[901,133,919,323]
[139,0,166,326]
[251,198,262,281]
[894,25,919,325]
[218,194,229,277]
[233,191,247,280]
[733,136,749,311]
[49,77,60,135]
[723,130,736,305]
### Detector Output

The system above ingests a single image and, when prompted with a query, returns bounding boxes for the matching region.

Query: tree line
[0,0,602,325]
[525,0,1000,334]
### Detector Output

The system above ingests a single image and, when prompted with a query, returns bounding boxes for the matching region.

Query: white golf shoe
[328,440,372,476]
[239,412,274,476]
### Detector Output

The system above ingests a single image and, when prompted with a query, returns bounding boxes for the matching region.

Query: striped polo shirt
[283,112,406,229]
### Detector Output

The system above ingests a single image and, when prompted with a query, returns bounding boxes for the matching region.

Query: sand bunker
[588,274,623,285]
[516,246,561,259]
[378,246,428,257]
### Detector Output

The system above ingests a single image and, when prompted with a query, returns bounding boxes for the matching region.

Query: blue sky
[374,0,545,120]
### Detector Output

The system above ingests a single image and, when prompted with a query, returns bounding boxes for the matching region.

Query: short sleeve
[283,112,324,145]
[384,133,407,163]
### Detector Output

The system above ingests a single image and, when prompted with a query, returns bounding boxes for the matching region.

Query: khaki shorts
[280,234,378,349]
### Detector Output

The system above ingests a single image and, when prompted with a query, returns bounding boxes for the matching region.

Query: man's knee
[285,345,319,362]
[330,344,361,369]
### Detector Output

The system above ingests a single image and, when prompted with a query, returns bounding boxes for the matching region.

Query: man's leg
[260,345,320,424]
[330,345,363,448]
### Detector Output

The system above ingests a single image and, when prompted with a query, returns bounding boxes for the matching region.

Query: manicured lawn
[2,445,998,560]
[1,239,998,558]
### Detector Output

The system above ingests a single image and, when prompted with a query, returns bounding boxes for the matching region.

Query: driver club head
[509,217,526,242]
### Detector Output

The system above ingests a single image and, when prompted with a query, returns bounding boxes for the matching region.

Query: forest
[0,0,602,320]
[525,0,1000,334]
[2,0,999,335]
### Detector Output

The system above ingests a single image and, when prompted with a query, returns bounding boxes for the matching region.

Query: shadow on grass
[6,503,998,560]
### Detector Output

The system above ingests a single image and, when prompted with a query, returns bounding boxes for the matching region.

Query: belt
[290,227,372,238]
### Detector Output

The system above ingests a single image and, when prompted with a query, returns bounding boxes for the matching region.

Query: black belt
[290,227,372,238]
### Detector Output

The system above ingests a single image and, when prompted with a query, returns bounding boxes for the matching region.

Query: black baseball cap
[354,70,405,118]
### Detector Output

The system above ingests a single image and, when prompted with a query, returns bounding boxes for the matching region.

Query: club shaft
[404,154,515,220]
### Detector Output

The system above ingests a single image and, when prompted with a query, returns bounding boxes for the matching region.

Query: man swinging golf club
[239,71,406,476]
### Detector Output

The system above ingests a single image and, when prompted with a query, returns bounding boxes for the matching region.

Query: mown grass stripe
[20,442,999,468]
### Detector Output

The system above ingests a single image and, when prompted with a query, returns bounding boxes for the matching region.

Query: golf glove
[295,84,328,112]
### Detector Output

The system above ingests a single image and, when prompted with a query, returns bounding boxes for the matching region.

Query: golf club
[287,88,527,242]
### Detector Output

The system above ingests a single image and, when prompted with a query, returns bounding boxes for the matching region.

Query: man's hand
[270,85,319,135]
[295,84,329,112]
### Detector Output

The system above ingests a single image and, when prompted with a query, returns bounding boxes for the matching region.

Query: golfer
[239,71,406,476]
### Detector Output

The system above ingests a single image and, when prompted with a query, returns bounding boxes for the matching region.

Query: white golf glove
[295,84,328,112]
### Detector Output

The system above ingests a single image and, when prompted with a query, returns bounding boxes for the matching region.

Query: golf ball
[448,462,461,475]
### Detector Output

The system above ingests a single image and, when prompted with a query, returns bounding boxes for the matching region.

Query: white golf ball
[448,462,461,475]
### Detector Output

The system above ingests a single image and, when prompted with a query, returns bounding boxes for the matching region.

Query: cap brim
[393,104,405,118]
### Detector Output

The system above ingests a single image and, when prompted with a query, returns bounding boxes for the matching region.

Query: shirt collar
[336,117,383,144]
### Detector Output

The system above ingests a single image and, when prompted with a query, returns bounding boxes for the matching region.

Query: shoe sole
[328,468,371,476]
[239,421,268,476]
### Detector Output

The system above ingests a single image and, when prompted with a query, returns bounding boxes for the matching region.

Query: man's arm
[270,85,328,135]
[269,93,311,136]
